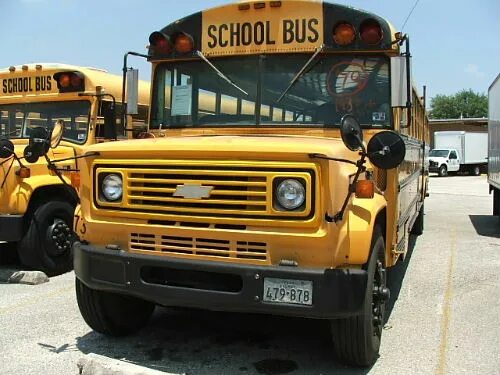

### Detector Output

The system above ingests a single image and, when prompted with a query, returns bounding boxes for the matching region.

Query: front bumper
[0,215,24,242]
[74,242,368,319]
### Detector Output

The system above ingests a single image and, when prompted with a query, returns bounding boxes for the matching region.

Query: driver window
[449,151,457,159]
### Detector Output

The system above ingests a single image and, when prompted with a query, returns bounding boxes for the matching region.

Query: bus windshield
[151,54,390,129]
[0,101,90,144]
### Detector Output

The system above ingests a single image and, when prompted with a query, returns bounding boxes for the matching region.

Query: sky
[0,0,498,105]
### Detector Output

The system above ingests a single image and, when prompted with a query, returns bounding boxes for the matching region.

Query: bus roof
[150,0,398,58]
[0,63,150,105]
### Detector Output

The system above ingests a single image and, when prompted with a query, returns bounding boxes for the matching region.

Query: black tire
[17,201,75,276]
[493,188,500,218]
[75,278,155,336]
[411,203,424,235]
[472,165,481,176]
[331,228,389,367]
[438,164,448,177]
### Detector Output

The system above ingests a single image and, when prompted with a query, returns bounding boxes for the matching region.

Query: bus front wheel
[331,228,389,367]
[17,201,75,276]
[75,278,155,336]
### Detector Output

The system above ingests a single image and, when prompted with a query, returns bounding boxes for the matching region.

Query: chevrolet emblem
[173,184,213,199]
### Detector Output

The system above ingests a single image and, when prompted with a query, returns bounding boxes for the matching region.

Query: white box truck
[488,74,500,216]
[429,131,488,176]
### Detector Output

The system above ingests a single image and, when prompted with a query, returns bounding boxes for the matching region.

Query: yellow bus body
[0,63,149,274]
[72,1,428,365]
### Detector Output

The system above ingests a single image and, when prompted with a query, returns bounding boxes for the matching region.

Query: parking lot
[0,175,499,375]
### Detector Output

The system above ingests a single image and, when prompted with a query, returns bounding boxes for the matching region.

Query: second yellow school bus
[71,1,428,366]
[0,63,149,274]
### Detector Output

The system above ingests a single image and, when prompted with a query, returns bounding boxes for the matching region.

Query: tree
[429,89,487,119]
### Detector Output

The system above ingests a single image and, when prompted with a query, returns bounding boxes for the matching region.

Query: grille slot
[129,233,269,261]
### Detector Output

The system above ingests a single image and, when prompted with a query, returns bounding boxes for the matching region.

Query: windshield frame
[150,53,392,130]
[0,100,92,145]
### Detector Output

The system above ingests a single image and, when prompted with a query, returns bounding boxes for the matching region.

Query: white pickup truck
[429,131,488,177]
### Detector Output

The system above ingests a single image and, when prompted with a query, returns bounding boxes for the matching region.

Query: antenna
[401,0,421,32]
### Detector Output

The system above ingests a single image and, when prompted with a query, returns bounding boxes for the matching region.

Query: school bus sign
[202,1,323,55]
[1,73,56,96]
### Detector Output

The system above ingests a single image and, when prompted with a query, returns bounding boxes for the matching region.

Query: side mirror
[23,127,50,163]
[50,120,64,148]
[340,114,364,151]
[126,69,139,115]
[103,102,117,140]
[391,56,412,108]
[367,131,406,170]
[0,139,14,158]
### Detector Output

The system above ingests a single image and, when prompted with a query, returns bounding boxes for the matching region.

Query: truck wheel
[472,165,481,176]
[76,278,155,336]
[494,188,500,218]
[17,201,75,276]
[411,203,424,235]
[438,165,448,177]
[331,228,389,367]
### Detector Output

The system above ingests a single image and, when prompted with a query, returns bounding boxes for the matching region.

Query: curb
[77,353,184,375]
[0,268,49,285]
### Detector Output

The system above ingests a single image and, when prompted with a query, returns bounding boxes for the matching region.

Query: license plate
[263,277,313,305]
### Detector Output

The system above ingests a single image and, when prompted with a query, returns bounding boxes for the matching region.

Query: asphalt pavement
[0,174,498,375]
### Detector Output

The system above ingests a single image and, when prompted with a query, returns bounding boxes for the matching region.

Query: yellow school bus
[71,1,428,366]
[0,63,149,275]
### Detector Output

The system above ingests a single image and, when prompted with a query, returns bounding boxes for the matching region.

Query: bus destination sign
[1,75,54,96]
[202,1,323,55]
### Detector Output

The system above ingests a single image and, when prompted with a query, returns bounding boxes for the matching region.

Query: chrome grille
[130,232,268,261]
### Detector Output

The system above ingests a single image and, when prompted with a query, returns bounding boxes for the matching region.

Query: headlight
[102,174,123,202]
[276,179,306,210]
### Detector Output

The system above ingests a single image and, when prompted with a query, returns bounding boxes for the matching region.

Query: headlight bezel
[274,177,307,211]
[99,172,123,202]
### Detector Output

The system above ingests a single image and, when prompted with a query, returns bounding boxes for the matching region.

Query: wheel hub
[46,219,73,256]
[372,259,389,336]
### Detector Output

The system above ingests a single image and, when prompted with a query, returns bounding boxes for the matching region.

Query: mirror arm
[44,155,79,204]
[0,158,15,189]
[404,36,412,125]
[49,151,100,164]
[326,154,367,223]
[309,153,357,166]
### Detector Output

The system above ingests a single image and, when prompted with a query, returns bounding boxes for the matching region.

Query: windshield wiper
[196,51,248,96]
[276,44,325,103]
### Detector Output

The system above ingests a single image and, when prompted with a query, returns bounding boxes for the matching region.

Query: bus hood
[84,135,359,161]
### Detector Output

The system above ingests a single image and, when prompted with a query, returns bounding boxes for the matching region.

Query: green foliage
[429,89,487,119]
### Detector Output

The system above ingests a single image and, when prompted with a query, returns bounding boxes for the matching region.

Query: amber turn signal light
[71,172,81,189]
[355,180,374,199]
[333,22,356,46]
[16,167,31,178]
[175,34,194,54]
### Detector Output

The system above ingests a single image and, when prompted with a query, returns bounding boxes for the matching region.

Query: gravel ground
[0,174,498,375]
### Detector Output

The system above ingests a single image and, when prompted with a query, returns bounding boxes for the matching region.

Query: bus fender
[347,193,387,265]
[10,175,73,215]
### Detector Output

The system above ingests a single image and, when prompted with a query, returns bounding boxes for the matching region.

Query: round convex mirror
[0,139,14,158]
[340,114,363,151]
[50,119,64,148]
[367,131,406,170]
[23,145,40,164]
[24,127,50,163]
